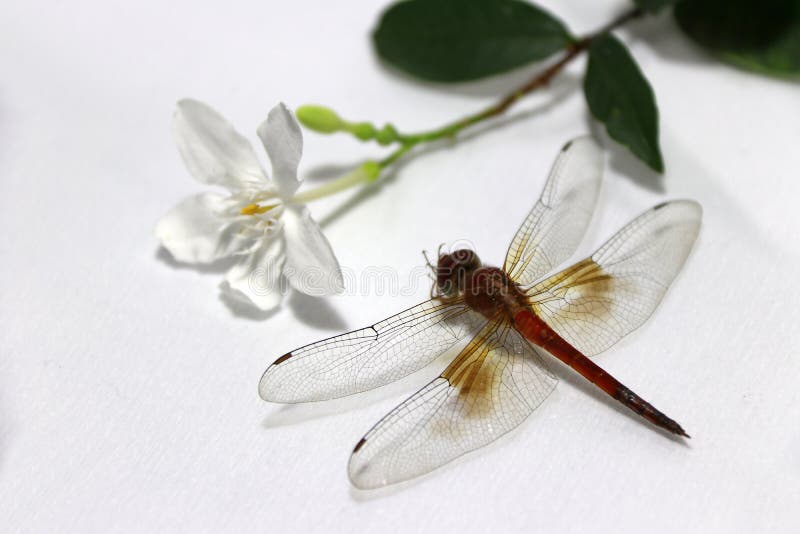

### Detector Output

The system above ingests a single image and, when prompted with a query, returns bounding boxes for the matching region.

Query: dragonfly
[259,136,702,489]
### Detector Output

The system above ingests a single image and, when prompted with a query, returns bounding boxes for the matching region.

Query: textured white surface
[2,1,799,532]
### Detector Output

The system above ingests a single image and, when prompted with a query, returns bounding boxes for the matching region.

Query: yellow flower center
[240,203,277,216]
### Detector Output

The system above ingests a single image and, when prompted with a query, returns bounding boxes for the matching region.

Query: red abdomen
[513,309,689,437]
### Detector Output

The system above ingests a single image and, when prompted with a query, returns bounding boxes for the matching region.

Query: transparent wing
[528,200,702,357]
[348,319,558,489]
[504,136,604,286]
[259,299,484,403]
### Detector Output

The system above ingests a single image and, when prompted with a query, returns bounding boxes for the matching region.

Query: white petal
[222,235,286,311]
[282,205,344,295]
[257,103,302,199]
[174,99,268,191]
[155,193,252,263]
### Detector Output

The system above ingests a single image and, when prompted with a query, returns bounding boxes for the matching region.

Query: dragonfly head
[435,249,481,298]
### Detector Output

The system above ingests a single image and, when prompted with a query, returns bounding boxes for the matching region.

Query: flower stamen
[241,203,277,215]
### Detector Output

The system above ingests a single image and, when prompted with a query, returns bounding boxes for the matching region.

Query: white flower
[156,99,344,310]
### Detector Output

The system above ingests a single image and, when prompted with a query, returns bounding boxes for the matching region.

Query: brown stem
[493,7,643,113]
[399,7,644,143]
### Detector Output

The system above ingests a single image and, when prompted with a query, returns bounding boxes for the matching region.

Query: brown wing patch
[347,320,558,489]
[525,201,702,357]
[530,258,619,320]
[440,319,505,421]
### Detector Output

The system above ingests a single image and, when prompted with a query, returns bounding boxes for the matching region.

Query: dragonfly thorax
[463,266,528,320]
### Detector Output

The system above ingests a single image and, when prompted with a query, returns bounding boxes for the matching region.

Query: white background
[2,1,799,532]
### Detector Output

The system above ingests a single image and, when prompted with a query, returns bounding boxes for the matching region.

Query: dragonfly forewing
[504,136,604,287]
[259,298,485,403]
[527,200,702,356]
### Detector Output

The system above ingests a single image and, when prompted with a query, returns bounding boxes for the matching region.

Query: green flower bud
[295,105,343,133]
[349,122,377,141]
[375,124,399,146]
[359,161,382,182]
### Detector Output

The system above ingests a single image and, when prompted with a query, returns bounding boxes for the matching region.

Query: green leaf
[675,0,800,78]
[372,0,573,82]
[584,34,663,173]
[632,0,678,13]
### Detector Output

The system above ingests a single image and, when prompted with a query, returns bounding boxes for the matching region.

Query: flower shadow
[157,246,347,327]
[218,284,347,327]
[287,291,347,331]
[218,291,281,321]
[155,246,236,274]
[304,161,367,183]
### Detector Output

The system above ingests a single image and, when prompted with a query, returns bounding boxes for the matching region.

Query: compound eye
[452,249,475,265]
